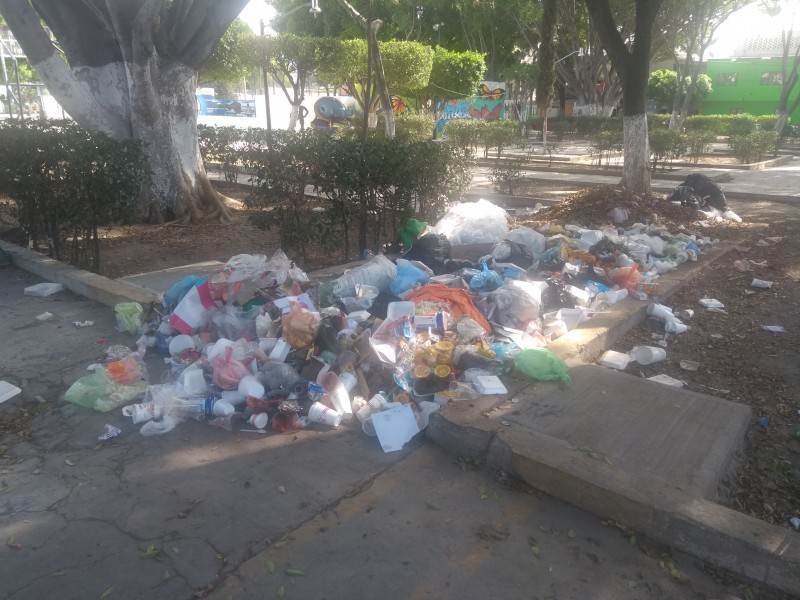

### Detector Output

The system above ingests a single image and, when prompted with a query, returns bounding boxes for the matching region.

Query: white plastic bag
[433,199,509,245]
[504,226,546,255]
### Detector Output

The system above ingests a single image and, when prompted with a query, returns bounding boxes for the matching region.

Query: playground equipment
[311,96,361,129]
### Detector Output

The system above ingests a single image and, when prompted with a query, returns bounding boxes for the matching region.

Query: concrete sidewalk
[469,158,800,202]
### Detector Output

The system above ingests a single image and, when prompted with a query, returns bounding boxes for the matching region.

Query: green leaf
[278,485,286,495]
[567,529,576,539]
[52,571,66,577]
[273,541,287,549]
[266,561,276,574]
[285,568,304,577]
[425,501,441,511]
[139,544,161,560]
[530,545,540,557]
[628,535,636,546]
[100,586,114,599]
[277,585,285,598]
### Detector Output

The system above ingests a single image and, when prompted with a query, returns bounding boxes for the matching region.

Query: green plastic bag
[399,218,428,250]
[64,368,148,412]
[115,302,144,335]
[514,348,571,384]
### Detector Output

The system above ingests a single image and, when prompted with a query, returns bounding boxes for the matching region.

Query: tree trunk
[369,20,395,139]
[585,0,661,195]
[622,113,650,193]
[536,0,557,151]
[0,0,246,223]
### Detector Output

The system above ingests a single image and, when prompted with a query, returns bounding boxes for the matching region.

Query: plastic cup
[338,371,358,393]
[630,346,667,365]
[238,375,265,399]
[249,413,269,429]
[308,402,342,428]
[361,414,376,436]
[355,402,374,423]
[676,309,694,320]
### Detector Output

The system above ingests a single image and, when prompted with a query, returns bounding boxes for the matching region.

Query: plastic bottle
[145,384,234,421]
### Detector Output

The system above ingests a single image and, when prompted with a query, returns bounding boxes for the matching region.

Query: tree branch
[178,0,250,70]
[30,0,123,66]
[584,0,631,75]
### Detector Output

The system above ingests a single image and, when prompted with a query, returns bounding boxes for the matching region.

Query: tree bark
[584,0,662,195]
[0,0,247,222]
[536,0,557,150]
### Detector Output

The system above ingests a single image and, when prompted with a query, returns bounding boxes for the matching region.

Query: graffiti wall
[436,81,505,135]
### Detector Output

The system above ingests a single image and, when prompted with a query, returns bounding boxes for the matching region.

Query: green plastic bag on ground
[399,218,428,250]
[64,368,148,412]
[514,348,571,384]
[115,302,145,335]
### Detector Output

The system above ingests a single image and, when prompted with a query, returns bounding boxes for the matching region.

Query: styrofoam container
[24,282,64,297]
[599,350,630,370]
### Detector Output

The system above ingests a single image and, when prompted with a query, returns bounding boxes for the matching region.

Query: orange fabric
[405,284,491,333]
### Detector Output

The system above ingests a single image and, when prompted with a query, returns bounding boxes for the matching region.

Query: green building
[701,33,800,123]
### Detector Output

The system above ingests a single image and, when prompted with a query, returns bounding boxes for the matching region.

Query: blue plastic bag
[390,259,429,296]
[469,261,504,292]
[165,275,203,308]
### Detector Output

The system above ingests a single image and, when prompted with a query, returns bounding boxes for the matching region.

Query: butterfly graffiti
[478,84,504,100]
[468,103,502,120]
[390,96,408,114]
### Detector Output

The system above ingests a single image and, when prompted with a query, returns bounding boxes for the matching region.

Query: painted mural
[436,81,506,135]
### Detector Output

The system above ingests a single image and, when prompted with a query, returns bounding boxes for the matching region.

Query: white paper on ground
[271,293,316,314]
[370,404,420,453]
[0,381,23,403]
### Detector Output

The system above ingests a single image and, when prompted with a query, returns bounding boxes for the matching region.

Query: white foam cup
[123,402,162,424]
[210,399,235,416]
[630,346,667,365]
[664,321,688,334]
[238,375,265,399]
[221,389,247,405]
[308,402,342,427]
[330,384,353,418]
[249,413,269,429]
[169,334,196,356]
[646,303,675,321]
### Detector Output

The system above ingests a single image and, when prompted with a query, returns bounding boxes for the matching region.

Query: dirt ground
[1,178,798,534]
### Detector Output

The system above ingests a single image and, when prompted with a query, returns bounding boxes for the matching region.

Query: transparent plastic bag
[282,303,321,349]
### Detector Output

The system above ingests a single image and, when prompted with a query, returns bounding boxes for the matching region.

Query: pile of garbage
[63,195,727,452]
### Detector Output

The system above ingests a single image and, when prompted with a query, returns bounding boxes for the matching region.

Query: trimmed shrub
[0,120,148,271]
[649,128,687,172]
[728,130,779,164]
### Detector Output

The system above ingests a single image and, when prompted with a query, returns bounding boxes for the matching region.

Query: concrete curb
[0,240,158,307]
[505,429,800,595]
